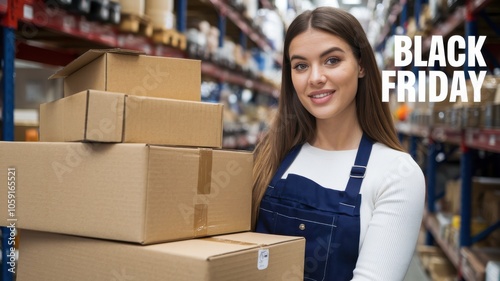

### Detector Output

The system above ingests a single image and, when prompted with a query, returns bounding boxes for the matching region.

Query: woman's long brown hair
[252,7,404,227]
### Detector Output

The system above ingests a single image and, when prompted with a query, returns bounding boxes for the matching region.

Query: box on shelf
[119,0,145,16]
[428,256,456,281]
[49,49,201,101]
[18,230,305,281]
[459,75,499,108]
[444,179,460,215]
[483,103,500,129]
[417,245,446,268]
[473,177,500,218]
[146,10,176,30]
[432,108,447,126]
[446,177,500,218]
[462,105,481,128]
[40,90,223,148]
[0,142,253,244]
[417,245,456,281]
[482,189,500,248]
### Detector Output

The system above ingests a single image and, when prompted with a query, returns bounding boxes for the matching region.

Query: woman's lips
[308,90,334,104]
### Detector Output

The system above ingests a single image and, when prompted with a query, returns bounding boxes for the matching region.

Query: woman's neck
[311,112,363,151]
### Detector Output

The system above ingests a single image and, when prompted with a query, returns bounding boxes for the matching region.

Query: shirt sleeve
[352,153,426,281]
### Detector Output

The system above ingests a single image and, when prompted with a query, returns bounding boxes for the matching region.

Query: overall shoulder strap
[269,145,302,187]
[344,134,374,200]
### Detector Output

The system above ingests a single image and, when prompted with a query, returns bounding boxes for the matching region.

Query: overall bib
[255,135,373,281]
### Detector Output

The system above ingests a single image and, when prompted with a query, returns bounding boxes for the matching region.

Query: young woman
[253,7,425,281]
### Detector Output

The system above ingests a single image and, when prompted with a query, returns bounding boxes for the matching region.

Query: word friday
[382,35,487,102]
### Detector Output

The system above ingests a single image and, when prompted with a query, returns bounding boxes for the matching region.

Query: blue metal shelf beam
[218,13,226,48]
[176,0,187,33]
[425,141,437,245]
[400,0,408,33]
[459,148,473,247]
[1,25,16,281]
[1,27,15,142]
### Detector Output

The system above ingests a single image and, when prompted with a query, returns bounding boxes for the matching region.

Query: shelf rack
[385,0,500,277]
[423,211,461,268]
[399,123,500,280]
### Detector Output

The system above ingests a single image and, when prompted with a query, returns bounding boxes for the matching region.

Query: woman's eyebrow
[290,54,306,62]
[290,47,345,62]
[320,47,345,57]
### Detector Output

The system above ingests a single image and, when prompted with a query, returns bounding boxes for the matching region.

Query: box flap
[147,233,303,260]
[85,90,126,142]
[203,232,304,260]
[39,91,89,141]
[213,232,304,246]
[49,49,144,79]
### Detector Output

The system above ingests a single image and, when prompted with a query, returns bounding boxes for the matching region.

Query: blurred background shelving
[2,0,500,280]
[385,0,500,280]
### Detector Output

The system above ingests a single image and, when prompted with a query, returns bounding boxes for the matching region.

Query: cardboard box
[40,90,223,148]
[119,0,145,16]
[473,177,500,218]
[482,190,500,247]
[49,49,201,101]
[0,142,253,244]
[444,179,460,215]
[17,230,305,281]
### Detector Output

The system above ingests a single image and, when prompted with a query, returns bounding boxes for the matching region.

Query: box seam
[218,104,223,148]
[205,238,304,261]
[142,145,151,244]
[104,53,108,91]
[121,95,127,142]
[83,90,90,140]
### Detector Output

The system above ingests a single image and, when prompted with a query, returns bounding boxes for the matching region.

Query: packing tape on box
[197,148,212,194]
[194,204,208,236]
[194,148,213,236]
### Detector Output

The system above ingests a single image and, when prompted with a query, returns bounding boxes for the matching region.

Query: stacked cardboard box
[0,49,305,280]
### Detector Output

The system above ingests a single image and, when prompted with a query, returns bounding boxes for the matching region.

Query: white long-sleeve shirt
[283,142,426,281]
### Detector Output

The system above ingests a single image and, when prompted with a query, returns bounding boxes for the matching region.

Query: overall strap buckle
[350,165,366,179]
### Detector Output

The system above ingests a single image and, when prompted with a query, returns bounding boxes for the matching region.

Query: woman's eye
[326,57,340,65]
[293,63,307,71]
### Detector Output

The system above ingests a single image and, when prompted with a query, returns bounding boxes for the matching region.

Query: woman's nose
[309,66,326,86]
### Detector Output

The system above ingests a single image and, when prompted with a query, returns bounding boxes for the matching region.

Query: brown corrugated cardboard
[39,90,223,148]
[49,49,201,101]
[0,142,252,244]
[17,230,305,281]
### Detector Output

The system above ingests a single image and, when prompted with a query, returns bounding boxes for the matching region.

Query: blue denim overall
[255,134,373,281]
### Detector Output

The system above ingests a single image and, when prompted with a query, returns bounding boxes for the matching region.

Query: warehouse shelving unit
[0,0,283,279]
[383,0,500,279]
[399,124,500,275]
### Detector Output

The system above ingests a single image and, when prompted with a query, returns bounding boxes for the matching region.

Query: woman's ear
[358,65,365,78]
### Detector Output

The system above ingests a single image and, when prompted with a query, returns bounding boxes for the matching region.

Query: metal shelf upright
[1,0,17,279]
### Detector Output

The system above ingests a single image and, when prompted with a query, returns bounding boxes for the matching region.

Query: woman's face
[289,28,364,122]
